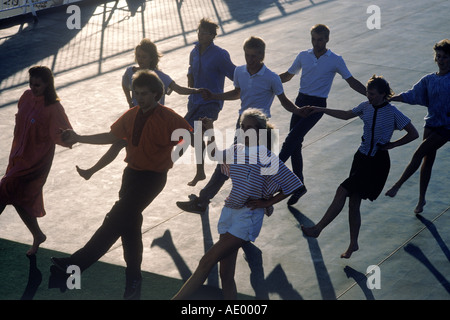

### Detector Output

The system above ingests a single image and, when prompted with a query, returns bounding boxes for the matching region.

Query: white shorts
[218,206,265,242]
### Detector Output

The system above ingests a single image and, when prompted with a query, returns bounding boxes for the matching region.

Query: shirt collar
[372,101,389,109]
[307,48,331,57]
[194,41,215,52]
[246,64,267,76]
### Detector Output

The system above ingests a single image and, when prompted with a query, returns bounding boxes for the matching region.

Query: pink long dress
[0,89,72,217]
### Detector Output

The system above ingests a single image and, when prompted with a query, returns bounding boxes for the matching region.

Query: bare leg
[341,194,362,259]
[219,246,240,300]
[385,129,446,213]
[302,186,349,238]
[77,140,126,180]
[172,232,245,300]
[188,136,207,186]
[15,206,46,255]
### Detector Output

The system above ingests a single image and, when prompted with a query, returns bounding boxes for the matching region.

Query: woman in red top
[0,66,73,256]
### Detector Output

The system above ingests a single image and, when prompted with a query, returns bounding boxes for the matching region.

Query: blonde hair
[239,108,275,150]
[135,38,162,70]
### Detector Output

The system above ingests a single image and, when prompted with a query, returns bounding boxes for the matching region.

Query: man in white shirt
[279,24,366,205]
[177,36,304,214]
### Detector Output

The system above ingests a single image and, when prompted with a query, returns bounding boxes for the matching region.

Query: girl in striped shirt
[173,109,303,299]
[301,75,419,258]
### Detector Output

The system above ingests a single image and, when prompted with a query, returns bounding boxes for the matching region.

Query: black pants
[279,93,327,182]
[70,167,167,279]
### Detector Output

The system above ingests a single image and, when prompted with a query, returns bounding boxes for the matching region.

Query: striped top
[352,101,411,157]
[219,144,303,216]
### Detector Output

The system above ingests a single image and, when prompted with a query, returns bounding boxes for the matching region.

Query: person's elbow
[406,123,419,141]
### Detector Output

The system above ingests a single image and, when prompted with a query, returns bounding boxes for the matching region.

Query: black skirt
[340,150,390,201]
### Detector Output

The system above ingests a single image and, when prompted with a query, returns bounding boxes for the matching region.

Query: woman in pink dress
[0,66,73,255]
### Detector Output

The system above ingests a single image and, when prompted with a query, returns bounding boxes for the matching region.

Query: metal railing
[0,0,82,19]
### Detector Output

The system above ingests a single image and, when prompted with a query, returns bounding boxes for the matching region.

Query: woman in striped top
[301,75,419,258]
[173,109,303,299]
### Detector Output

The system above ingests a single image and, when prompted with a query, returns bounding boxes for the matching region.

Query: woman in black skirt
[301,75,419,258]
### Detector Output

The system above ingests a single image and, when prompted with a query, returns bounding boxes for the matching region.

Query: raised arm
[301,105,357,120]
[279,71,295,83]
[345,76,367,96]
[62,129,120,146]
[389,94,404,102]
[169,81,201,95]
[202,87,241,101]
[277,92,305,117]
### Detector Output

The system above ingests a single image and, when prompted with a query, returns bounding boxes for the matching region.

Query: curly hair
[367,75,394,100]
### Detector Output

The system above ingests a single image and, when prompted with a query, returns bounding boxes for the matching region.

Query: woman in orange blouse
[0,66,73,256]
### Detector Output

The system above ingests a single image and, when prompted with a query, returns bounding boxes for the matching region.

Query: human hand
[246,198,272,210]
[379,142,394,151]
[200,88,214,100]
[60,128,79,146]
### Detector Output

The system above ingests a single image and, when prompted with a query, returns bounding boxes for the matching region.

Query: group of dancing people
[0,17,448,300]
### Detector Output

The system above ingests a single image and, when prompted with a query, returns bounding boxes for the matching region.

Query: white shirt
[288,49,352,98]
[234,64,284,117]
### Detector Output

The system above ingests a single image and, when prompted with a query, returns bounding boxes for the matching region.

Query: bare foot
[301,225,321,238]
[187,173,206,186]
[385,185,400,197]
[414,200,426,214]
[76,165,93,180]
[27,233,47,256]
[340,244,359,259]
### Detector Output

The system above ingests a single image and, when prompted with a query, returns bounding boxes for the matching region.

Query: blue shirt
[287,49,352,98]
[234,64,284,117]
[400,72,450,129]
[188,42,235,107]
[352,101,411,156]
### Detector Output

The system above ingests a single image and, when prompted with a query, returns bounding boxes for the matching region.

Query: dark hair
[310,24,330,38]
[28,66,59,106]
[243,36,266,60]
[132,70,164,102]
[135,38,162,70]
[198,18,218,36]
[367,75,394,100]
[433,39,450,55]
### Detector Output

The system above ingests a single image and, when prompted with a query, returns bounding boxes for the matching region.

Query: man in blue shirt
[279,24,366,205]
[185,18,236,186]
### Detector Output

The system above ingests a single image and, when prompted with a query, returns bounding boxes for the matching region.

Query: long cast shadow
[404,243,450,294]
[416,214,450,262]
[342,266,375,300]
[20,254,42,300]
[288,206,336,300]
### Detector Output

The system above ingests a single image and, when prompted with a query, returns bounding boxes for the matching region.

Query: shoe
[176,194,207,214]
[123,277,142,300]
[287,186,307,206]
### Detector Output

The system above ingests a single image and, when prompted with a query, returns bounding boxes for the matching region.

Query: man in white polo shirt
[278,24,366,205]
[177,36,305,214]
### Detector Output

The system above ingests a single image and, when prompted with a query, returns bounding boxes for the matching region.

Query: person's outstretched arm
[62,129,120,145]
[301,105,357,120]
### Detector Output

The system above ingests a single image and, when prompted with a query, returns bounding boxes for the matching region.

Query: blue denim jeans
[279,93,327,183]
